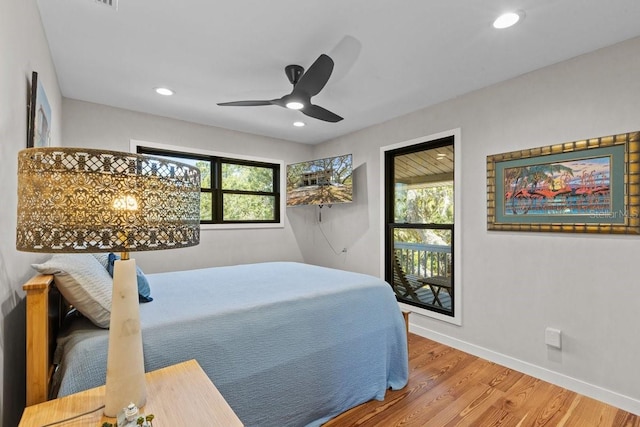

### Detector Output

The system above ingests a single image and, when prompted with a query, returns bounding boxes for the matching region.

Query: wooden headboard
[23,274,66,406]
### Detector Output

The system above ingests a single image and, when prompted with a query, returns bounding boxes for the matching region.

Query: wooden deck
[325,333,639,426]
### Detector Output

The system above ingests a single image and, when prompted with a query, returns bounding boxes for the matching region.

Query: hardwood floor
[324,333,639,427]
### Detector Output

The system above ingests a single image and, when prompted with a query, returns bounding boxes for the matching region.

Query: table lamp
[16,147,200,417]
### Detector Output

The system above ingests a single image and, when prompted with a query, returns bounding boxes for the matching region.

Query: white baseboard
[409,323,640,416]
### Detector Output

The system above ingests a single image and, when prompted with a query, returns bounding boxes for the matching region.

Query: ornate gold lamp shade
[17,147,200,253]
[17,147,200,416]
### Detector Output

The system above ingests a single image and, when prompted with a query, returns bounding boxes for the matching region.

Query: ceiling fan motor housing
[285,64,304,85]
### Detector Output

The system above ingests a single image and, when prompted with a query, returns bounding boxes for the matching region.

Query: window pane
[147,154,211,189]
[394,147,454,224]
[393,227,452,313]
[223,194,275,221]
[200,193,212,221]
[197,160,211,189]
[222,163,273,192]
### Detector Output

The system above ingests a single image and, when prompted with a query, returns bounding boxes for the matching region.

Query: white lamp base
[104,258,147,417]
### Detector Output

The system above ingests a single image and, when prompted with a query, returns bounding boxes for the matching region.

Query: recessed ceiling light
[155,87,174,96]
[286,101,304,110]
[493,11,524,29]
[293,121,306,127]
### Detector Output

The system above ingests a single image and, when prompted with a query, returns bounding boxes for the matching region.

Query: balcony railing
[394,242,451,279]
[393,241,453,312]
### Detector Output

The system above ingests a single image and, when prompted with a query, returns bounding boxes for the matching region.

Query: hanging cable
[318,222,343,255]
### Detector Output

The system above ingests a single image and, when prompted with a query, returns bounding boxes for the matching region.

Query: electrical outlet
[545,327,562,349]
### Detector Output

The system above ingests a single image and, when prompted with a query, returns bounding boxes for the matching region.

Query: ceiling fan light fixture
[286,101,304,110]
[155,87,174,96]
[493,11,524,29]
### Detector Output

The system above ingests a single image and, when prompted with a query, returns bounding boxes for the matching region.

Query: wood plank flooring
[324,333,639,427]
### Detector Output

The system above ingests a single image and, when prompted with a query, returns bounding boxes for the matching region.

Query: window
[382,130,460,324]
[137,146,280,225]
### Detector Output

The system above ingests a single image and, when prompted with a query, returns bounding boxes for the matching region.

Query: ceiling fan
[217,54,343,123]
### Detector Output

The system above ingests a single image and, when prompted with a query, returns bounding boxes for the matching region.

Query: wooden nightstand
[19,359,244,426]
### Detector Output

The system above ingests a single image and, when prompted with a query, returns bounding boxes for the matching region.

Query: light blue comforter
[54,262,408,426]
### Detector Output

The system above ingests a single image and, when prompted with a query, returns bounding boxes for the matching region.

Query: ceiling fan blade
[269,96,287,108]
[217,100,274,107]
[293,54,334,97]
[301,104,343,122]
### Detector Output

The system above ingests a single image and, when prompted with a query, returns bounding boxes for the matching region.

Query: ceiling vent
[95,0,118,10]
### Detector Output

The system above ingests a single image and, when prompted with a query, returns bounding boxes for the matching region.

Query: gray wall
[289,36,640,412]
[61,99,311,273]
[0,1,62,424]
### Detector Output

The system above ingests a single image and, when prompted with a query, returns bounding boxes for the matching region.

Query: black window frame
[384,135,455,317]
[137,146,280,225]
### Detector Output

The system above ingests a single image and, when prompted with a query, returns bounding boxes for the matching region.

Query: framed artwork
[27,71,52,148]
[487,131,640,234]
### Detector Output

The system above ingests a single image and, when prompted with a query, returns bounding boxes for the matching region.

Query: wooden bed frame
[23,274,67,406]
[23,273,411,408]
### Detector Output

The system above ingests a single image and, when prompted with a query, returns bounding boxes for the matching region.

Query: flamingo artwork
[503,156,611,216]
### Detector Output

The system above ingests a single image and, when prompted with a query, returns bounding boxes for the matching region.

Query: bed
[24,260,408,427]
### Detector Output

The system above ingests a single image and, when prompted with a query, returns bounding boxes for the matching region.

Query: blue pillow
[107,253,153,303]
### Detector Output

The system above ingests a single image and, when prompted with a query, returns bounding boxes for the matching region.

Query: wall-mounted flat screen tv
[286,154,353,206]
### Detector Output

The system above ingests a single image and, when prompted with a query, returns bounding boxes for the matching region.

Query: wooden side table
[19,359,244,426]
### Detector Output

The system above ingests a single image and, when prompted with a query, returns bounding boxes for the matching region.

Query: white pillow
[92,253,110,270]
[32,254,112,328]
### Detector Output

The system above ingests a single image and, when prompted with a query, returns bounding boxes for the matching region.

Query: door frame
[379,128,462,326]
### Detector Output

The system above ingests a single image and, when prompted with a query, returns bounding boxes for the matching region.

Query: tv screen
[286,154,353,206]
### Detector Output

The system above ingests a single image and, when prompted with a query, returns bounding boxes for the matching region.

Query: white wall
[290,37,640,413]
[61,99,311,273]
[0,0,62,424]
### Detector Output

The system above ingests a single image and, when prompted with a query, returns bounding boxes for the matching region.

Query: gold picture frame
[487,131,640,234]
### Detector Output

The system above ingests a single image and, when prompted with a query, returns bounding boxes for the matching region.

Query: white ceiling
[37,0,640,145]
